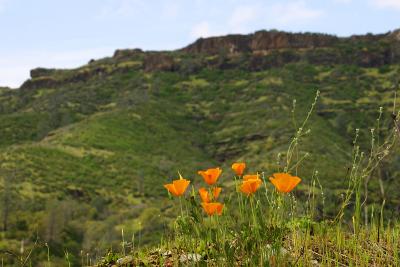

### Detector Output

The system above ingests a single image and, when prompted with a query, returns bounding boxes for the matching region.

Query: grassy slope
[0,50,400,265]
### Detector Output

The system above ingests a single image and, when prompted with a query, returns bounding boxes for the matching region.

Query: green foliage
[96,252,120,267]
[0,40,400,265]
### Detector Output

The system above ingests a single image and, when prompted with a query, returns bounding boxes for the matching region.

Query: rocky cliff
[181,30,341,54]
[20,29,400,90]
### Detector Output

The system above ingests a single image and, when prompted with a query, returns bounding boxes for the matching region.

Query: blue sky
[0,0,399,87]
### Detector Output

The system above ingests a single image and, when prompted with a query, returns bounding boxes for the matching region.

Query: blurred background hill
[1,28,400,265]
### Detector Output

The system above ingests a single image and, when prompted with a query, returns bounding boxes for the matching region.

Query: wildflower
[199,187,222,203]
[198,168,222,185]
[243,174,260,181]
[269,173,301,193]
[232,162,246,176]
[201,202,224,216]
[164,173,190,197]
[240,174,262,196]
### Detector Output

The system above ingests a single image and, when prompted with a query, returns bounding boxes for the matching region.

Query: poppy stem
[250,196,258,230]
[278,193,283,224]
[234,175,244,216]
[179,196,183,218]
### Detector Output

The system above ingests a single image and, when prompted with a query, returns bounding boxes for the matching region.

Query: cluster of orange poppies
[232,163,263,196]
[198,168,224,216]
[232,163,302,194]
[164,163,302,216]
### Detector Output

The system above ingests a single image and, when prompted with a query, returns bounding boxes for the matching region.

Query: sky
[0,0,399,88]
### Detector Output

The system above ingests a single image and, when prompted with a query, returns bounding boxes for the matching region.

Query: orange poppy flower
[269,173,301,193]
[199,187,222,203]
[201,202,224,216]
[243,174,260,181]
[164,174,190,197]
[240,177,262,196]
[198,168,222,185]
[232,162,246,176]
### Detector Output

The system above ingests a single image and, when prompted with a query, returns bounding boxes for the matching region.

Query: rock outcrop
[143,53,176,72]
[389,29,400,41]
[30,67,59,79]
[181,30,339,54]
[113,48,144,60]
[19,29,400,90]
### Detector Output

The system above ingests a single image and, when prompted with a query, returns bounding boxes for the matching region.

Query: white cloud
[0,47,115,88]
[0,0,8,13]
[371,0,400,9]
[162,2,180,19]
[270,1,323,25]
[227,1,323,33]
[96,0,145,19]
[190,21,212,38]
[333,0,352,3]
[188,1,323,41]
[0,66,28,88]
[229,5,260,32]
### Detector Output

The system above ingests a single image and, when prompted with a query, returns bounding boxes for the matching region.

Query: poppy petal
[199,187,210,203]
[213,187,222,200]
[173,179,190,195]
[198,168,222,185]
[243,174,259,181]
[164,184,179,196]
[269,173,301,193]
[232,162,246,176]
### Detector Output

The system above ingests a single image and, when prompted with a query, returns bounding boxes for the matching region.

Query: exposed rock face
[21,77,58,90]
[113,48,144,60]
[30,68,58,79]
[387,29,400,42]
[143,53,176,72]
[350,32,386,42]
[388,30,400,64]
[181,30,339,54]
[22,66,111,90]
[250,31,339,50]
[182,34,252,54]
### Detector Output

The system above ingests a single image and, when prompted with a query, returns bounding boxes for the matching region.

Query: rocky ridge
[19,29,400,90]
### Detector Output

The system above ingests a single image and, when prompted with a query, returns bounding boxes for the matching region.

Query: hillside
[1,29,400,266]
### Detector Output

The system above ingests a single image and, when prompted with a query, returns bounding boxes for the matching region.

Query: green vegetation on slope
[1,31,400,265]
